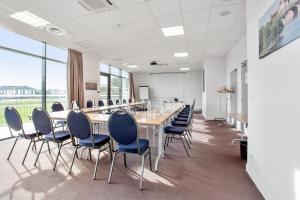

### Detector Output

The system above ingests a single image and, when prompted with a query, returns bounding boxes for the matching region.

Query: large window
[100,64,129,104]
[0,28,67,130]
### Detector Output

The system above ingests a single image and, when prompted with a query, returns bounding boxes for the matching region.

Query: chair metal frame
[51,102,66,130]
[107,110,152,190]
[67,110,112,179]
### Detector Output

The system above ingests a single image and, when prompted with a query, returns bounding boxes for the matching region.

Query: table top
[81,102,147,113]
[228,113,248,124]
[50,103,185,126]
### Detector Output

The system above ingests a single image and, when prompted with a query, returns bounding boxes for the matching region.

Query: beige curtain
[129,73,136,101]
[67,49,84,108]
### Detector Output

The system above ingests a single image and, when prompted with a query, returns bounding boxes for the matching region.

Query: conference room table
[49,102,185,171]
[81,102,147,113]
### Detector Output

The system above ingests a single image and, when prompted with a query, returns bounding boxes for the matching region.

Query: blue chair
[98,100,104,107]
[51,102,66,130]
[32,108,71,170]
[123,99,127,104]
[174,98,179,102]
[5,107,42,164]
[115,99,120,105]
[128,99,132,103]
[106,99,114,114]
[107,111,152,190]
[87,100,93,108]
[67,110,112,179]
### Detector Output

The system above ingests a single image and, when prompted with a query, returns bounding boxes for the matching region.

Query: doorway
[241,61,248,115]
[230,69,238,114]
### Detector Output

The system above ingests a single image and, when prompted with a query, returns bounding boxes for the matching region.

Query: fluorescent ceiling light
[174,52,188,57]
[180,67,190,71]
[10,11,50,27]
[161,26,184,37]
[127,65,139,68]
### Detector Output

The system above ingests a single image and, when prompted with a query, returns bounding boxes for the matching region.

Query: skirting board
[246,163,274,200]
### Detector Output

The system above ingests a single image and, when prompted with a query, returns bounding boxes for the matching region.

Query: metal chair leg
[183,134,191,149]
[22,140,32,165]
[7,137,19,160]
[34,141,45,166]
[148,147,152,171]
[53,143,62,171]
[69,147,78,174]
[47,141,51,155]
[108,143,112,161]
[164,134,169,150]
[139,155,145,190]
[180,136,190,157]
[167,134,171,147]
[108,152,117,183]
[93,148,101,180]
[123,153,127,168]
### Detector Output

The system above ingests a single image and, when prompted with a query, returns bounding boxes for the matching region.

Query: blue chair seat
[56,120,66,124]
[79,134,110,147]
[178,114,189,118]
[45,130,70,142]
[118,139,149,154]
[164,126,185,134]
[174,117,188,122]
[172,120,187,127]
[19,132,41,139]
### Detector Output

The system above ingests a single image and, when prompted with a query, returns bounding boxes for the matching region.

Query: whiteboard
[139,86,149,100]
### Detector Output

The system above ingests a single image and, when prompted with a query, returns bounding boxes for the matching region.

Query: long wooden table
[49,103,185,171]
[81,102,147,113]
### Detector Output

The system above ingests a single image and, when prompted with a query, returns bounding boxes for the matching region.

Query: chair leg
[32,139,37,151]
[139,155,145,190]
[34,141,45,166]
[108,152,117,184]
[148,147,152,172]
[22,140,32,165]
[93,148,101,180]
[7,137,19,160]
[69,147,78,174]
[88,148,92,161]
[53,143,62,171]
[183,134,191,149]
[47,141,51,155]
[164,134,168,150]
[167,134,171,147]
[186,131,192,144]
[180,136,190,157]
[123,153,127,168]
[108,143,112,161]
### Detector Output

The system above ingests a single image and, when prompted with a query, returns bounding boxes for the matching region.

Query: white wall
[202,57,226,120]
[247,1,300,199]
[225,34,247,114]
[133,71,202,110]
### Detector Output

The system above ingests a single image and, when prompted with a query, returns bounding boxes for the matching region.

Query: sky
[0,28,67,90]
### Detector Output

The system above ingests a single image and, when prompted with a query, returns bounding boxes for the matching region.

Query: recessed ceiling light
[46,25,67,36]
[220,10,230,17]
[180,67,190,71]
[10,11,50,27]
[174,52,188,58]
[161,26,184,37]
[127,65,138,69]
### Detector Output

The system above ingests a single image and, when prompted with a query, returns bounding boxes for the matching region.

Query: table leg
[155,124,164,172]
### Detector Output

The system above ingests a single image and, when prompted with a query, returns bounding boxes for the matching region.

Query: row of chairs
[86,99,132,109]
[164,100,195,157]
[5,106,151,189]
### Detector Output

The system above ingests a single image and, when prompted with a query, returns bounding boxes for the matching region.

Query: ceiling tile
[156,14,183,27]
[210,3,243,21]
[212,0,245,7]
[208,19,235,31]
[132,18,160,31]
[113,0,145,7]
[120,3,152,21]
[147,0,180,16]
[184,23,208,35]
[182,9,210,25]
[97,10,129,26]
[180,0,212,12]
[73,14,106,29]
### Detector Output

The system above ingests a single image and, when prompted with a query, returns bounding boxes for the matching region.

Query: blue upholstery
[67,110,91,139]
[118,139,149,154]
[164,126,185,134]
[18,132,41,139]
[108,99,113,106]
[108,111,138,145]
[51,102,64,112]
[178,114,189,118]
[128,99,132,103]
[87,100,93,108]
[79,134,110,147]
[174,98,179,102]
[174,117,188,122]
[5,107,22,131]
[32,108,52,135]
[172,120,187,127]
[98,100,104,107]
[123,99,127,104]
[45,130,70,142]
[116,99,119,105]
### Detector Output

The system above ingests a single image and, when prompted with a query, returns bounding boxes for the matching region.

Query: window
[0,27,67,137]
[99,63,129,104]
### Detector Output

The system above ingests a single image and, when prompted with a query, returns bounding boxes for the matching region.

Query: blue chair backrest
[116,99,120,105]
[98,100,104,107]
[4,107,22,131]
[123,99,127,104]
[67,110,91,140]
[52,102,64,112]
[71,100,81,109]
[108,99,113,106]
[187,100,195,125]
[174,98,179,102]
[32,108,52,135]
[87,100,93,108]
[108,111,138,145]
[128,99,132,103]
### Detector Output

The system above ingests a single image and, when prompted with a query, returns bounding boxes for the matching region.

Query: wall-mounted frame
[85,81,97,90]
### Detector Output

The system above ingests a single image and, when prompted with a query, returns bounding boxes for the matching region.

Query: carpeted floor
[0,114,264,200]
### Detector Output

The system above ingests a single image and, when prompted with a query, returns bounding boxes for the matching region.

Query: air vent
[78,0,114,12]
[46,25,67,36]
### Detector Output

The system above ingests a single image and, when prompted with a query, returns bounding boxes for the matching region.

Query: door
[241,61,248,115]
[230,69,238,114]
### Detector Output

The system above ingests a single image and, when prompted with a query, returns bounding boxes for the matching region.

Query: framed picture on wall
[259,0,300,58]
[85,81,97,90]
